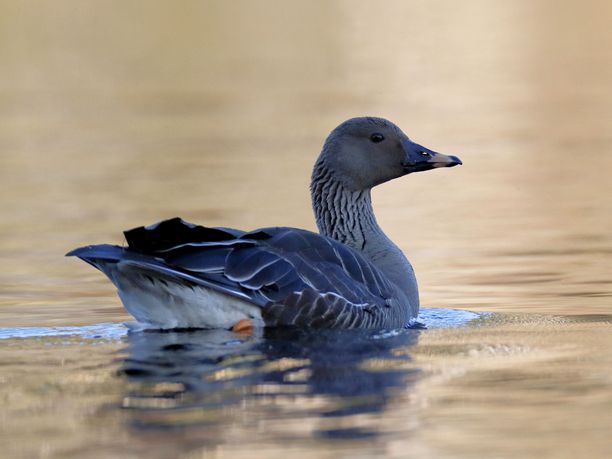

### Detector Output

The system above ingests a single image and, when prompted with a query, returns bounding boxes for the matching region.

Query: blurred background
[2,2,612,459]
[1,0,611,323]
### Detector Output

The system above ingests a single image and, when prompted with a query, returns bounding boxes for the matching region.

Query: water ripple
[0,308,486,340]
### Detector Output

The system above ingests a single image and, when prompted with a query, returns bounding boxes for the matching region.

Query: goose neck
[310,162,381,250]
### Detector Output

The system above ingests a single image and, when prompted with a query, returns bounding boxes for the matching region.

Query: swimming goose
[68,117,461,331]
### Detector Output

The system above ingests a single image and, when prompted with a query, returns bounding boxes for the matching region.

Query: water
[1,0,612,458]
[0,309,483,340]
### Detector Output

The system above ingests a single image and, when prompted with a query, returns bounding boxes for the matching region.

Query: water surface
[1,1,612,458]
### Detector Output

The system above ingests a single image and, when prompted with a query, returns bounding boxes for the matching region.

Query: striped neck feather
[310,159,382,250]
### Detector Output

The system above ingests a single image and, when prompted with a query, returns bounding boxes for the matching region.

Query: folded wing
[68,218,402,328]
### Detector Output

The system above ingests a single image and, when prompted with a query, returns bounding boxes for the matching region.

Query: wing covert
[121,219,399,326]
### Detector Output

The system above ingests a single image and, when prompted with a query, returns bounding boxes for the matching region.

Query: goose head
[319,117,462,190]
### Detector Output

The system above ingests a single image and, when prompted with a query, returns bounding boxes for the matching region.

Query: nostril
[419,151,431,157]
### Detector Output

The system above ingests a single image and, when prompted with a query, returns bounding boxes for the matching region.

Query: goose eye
[419,150,431,157]
[370,133,385,143]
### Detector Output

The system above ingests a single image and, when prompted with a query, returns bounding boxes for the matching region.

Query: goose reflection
[118,328,421,442]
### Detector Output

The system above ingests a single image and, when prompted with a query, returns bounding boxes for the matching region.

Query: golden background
[1,1,611,458]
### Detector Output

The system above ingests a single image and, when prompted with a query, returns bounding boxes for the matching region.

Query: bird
[67,117,462,331]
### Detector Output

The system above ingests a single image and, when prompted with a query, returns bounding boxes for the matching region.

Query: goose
[67,117,461,331]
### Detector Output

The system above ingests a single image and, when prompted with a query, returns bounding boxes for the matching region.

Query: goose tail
[66,245,264,330]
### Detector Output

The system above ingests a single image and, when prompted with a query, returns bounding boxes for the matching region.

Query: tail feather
[66,244,265,329]
[66,244,125,260]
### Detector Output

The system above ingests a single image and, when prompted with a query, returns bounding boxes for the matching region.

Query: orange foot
[231,319,254,336]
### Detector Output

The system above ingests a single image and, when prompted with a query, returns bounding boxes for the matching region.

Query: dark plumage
[68,117,461,330]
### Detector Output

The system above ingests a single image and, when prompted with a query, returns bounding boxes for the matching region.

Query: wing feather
[69,218,402,328]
